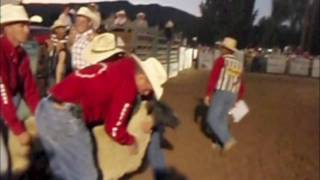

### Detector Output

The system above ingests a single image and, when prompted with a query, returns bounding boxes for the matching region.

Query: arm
[237,78,245,100]
[55,50,66,84]
[206,57,225,97]
[104,79,137,145]
[20,55,41,114]
[0,78,26,135]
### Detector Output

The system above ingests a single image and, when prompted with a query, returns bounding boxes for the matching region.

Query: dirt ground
[131,70,320,180]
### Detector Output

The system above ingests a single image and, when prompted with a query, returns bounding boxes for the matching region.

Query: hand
[17,132,32,146]
[127,141,138,155]
[53,103,66,110]
[56,42,64,51]
[204,96,211,106]
[141,121,153,134]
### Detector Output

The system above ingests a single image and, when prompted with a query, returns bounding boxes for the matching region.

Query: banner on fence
[288,57,310,76]
[266,55,288,74]
[312,58,320,78]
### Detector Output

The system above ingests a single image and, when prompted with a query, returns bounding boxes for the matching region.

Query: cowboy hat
[132,54,168,100]
[0,4,42,25]
[219,37,238,52]
[83,33,124,65]
[136,12,146,18]
[50,19,68,30]
[116,10,126,16]
[76,6,100,30]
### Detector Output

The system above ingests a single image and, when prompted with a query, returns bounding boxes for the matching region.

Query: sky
[2,0,272,21]
[128,0,272,20]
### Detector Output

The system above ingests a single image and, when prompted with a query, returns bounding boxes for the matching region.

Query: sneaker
[222,138,237,152]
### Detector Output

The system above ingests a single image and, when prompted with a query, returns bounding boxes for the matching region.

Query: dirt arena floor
[131,70,320,180]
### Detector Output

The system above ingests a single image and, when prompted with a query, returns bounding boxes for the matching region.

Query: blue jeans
[148,127,168,180]
[148,129,166,170]
[35,98,98,180]
[207,90,236,146]
[133,97,167,173]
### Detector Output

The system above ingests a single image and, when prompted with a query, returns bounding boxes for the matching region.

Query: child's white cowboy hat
[50,19,68,30]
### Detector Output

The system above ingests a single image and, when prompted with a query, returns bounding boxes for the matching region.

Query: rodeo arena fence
[114,28,196,78]
[25,27,196,80]
[24,31,320,84]
[198,47,320,78]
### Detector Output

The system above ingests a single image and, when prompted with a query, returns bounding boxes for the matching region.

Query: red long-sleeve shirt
[206,54,245,100]
[0,37,40,135]
[50,57,138,145]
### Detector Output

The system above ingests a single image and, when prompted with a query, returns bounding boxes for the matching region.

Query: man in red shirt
[35,33,168,180]
[0,4,41,178]
[204,37,245,152]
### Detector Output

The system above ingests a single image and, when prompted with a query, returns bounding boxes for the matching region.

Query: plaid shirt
[71,30,94,70]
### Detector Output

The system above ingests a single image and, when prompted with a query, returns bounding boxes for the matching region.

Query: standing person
[70,6,100,71]
[204,37,245,152]
[111,10,132,32]
[164,20,174,41]
[57,5,73,28]
[0,4,41,179]
[48,19,72,87]
[35,33,168,180]
[133,12,149,32]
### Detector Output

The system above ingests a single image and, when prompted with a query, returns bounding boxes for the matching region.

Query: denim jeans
[133,97,168,179]
[206,90,236,146]
[148,127,166,169]
[35,98,98,180]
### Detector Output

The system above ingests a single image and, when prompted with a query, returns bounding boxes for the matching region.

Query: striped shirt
[207,54,245,99]
[71,30,94,70]
[216,54,243,93]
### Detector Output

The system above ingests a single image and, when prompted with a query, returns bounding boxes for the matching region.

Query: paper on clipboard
[229,100,249,123]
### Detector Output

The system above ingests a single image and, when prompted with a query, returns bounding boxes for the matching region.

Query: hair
[135,63,145,75]
[0,25,4,34]
[220,46,234,55]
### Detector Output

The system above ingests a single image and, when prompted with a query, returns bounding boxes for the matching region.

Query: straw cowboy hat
[116,10,126,16]
[76,6,100,30]
[83,33,125,65]
[218,37,238,52]
[165,20,174,28]
[132,54,168,100]
[50,19,68,30]
[0,4,42,25]
[136,12,146,18]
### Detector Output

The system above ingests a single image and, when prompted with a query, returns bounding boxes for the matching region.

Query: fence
[114,29,194,79]
[197,47,319,78]
[312,58,320,78]
[266,55,288,74]
[288,57,311,76]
